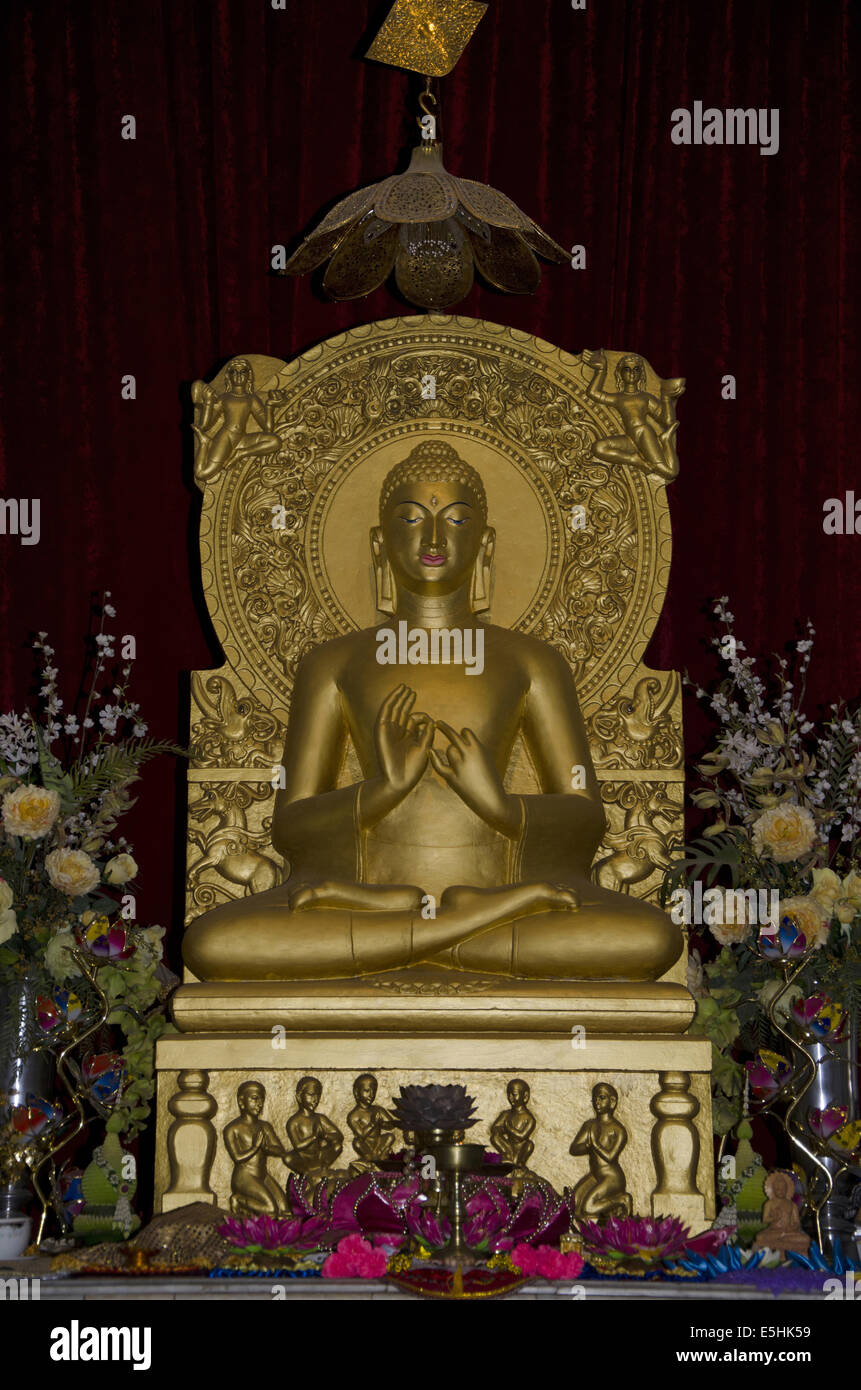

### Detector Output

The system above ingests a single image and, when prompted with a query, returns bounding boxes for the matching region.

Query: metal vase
[793,1008,859,1259]
[0,972,56,1218]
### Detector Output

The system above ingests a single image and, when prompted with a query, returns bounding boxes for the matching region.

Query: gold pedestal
[154,977,714,1223]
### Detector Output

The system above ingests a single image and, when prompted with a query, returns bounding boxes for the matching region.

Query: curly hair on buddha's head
[379,439,488,522]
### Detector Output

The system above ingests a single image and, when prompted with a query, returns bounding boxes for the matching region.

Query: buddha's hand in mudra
[430,722,522,839]
[375,684,435,797]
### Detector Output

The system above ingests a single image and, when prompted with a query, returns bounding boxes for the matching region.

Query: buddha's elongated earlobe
[370,526,396,615]
[470,526,495,613]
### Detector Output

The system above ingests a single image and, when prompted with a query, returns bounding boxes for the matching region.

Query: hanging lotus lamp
[281,1,567,310]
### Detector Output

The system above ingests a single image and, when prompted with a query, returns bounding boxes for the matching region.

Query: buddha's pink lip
[420,554,446,565]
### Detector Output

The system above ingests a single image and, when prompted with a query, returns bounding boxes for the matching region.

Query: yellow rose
[103,853,138,886]
[2,784,60,840]
[45,848,100,898]
[44,929,80,981]
[705,889,756,947]
[809,867,842,913]
[752,804,816,863]
[843,870,861,907]
[0,908,18,946]
[779,894,831,948]
[0,877,13,914]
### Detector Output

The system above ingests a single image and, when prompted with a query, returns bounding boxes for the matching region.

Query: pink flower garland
[510,1243,584,1279]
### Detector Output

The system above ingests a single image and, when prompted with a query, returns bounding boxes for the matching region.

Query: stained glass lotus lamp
[282,138,567,310]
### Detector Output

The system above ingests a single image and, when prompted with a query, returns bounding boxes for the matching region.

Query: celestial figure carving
[569,1082,633,1219]
[347,1073,399,1166]
[490,1078,536,1169]
[582,351,684,481]
[192,357,286,484]
[183,439,681,982]
[753,1170,810,1257]
[284,1077,344,1179]
[223,1080,289,1216]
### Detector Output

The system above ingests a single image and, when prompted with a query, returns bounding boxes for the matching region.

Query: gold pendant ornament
[282,138,567,311]
[365,0,489,78]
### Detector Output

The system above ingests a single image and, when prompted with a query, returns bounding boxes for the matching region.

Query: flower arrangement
[0,595,181,1140]
[664,599,861,1134]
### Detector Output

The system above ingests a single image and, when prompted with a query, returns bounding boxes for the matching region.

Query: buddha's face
[508,1081,528,1106]
[381,477,487,596]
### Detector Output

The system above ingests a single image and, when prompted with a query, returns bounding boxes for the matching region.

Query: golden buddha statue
[183,439,682,984]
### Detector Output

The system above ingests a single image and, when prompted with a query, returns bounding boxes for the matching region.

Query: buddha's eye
[447,517,467,526]
[399,515,421,525]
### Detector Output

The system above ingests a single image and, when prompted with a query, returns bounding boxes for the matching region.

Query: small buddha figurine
[223,1080,290,1217]
[490,1079,536,1169]
[347,1073,399,1166]
[184,439,681,983]
[569,1082,633,1219]
[284,1076,344,1178]
[753,1171,810,1257]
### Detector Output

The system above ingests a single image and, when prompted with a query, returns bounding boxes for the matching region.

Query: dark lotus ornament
[391,1082,479,1132]
[282,140,567,311]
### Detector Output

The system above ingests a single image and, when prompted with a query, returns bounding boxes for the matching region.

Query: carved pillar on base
[649,1070,706,1227]
[162,1069,218,1212]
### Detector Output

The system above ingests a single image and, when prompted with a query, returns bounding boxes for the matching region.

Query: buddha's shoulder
[295,628,382,678]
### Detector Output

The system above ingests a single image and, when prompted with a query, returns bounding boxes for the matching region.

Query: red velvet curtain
[1,0,858,950]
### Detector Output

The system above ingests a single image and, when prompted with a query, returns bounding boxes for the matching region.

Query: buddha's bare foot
[440,882,579,921]
[288,880,425,912]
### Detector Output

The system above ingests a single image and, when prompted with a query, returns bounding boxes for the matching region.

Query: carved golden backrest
[186,315,684,978]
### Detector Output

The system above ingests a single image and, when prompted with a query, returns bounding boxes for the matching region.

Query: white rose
[752,804,817,863]
[0,908,18,946]
[45,848,100,898]
[0,877,13,914]
[2,784,60,840]
[138,924,165,960]
[103,853,138,886]
[44,929,81,981]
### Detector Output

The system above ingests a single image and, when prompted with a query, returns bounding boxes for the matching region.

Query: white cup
[0,1216,33,1258]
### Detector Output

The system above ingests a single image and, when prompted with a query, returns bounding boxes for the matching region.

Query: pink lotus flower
[510,1242,584,1279]
[746,1048,793,1097]
[218,1214,311,1252]
[405,1198,450,1249]
[577,1215,690,1263]
[322,1234,387,1279]
[790,992,845,1041]
[808,1105,848,1141]
[463,1185,510,1249]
